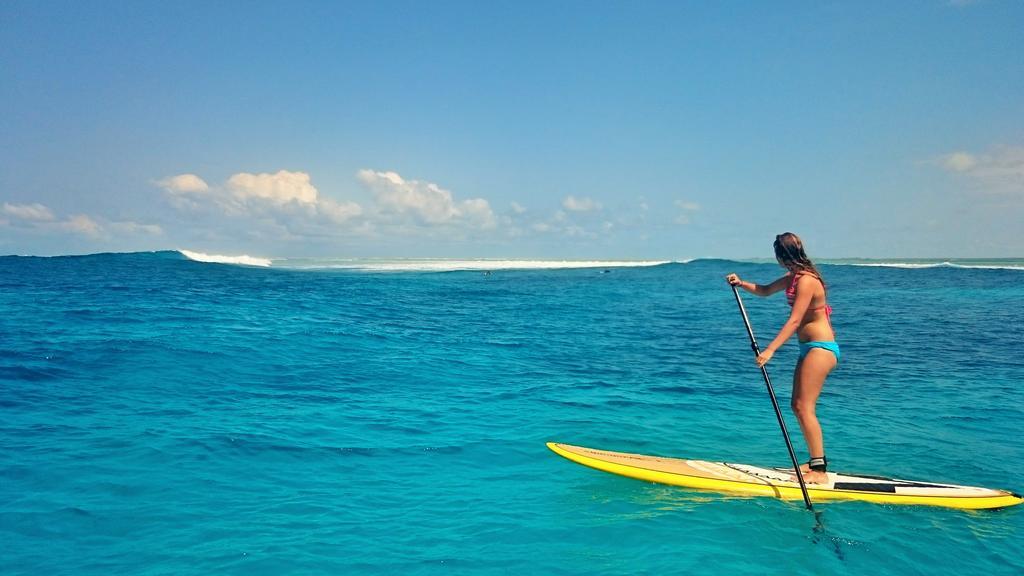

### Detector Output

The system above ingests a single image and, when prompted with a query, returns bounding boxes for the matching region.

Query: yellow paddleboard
[548,443,1023,510]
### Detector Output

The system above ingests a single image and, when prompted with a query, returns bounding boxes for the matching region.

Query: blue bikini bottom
[799,341,840,362]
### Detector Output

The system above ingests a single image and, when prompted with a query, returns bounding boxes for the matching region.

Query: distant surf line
[821,260,1024,271]
[711,258,1024,271]
[178,250,679,271]
[273,258,680,272]
[22,250,1011,272]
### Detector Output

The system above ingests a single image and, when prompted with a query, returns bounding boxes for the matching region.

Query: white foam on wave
[179,249,272,267]
[842,261,953,269]
[837,261,1024,271]
[948,264,1024,271]
[282,259,676,272]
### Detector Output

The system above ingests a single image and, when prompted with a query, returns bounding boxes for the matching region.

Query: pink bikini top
[786,273,833,319]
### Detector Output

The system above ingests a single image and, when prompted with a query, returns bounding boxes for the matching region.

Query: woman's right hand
[726,273,741,286]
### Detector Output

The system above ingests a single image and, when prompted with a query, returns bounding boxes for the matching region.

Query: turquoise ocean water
[1,251,1022,575]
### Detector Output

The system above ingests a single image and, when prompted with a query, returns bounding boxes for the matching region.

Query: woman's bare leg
[792,349,836,483]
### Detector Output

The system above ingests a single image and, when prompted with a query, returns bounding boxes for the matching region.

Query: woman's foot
[801,469,829,484]
[797,463,829,484]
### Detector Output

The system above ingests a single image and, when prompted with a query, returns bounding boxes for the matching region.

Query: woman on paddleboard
[725,232,837,483]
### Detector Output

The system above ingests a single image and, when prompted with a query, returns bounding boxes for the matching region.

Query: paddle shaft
[730,284,814,510]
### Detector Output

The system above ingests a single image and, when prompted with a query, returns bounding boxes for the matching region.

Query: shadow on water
[606,480,848,561]
[812,509,846,561]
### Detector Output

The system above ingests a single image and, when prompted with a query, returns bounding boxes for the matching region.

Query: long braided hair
[773,232,825,288]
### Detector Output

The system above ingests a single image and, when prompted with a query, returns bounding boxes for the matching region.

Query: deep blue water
[1,252,1022,575]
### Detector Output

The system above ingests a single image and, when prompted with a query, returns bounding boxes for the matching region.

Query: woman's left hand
[755,349,774,367]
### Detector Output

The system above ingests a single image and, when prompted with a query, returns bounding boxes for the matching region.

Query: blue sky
[2,1,1022,259]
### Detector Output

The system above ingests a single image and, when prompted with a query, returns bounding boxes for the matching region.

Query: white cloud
[940,146,1024,194]
[358,169,456,223]
[61,214,103,238]
[227,170,318,205]
[158,170,365,232]
[509,201,526,214]
[357,169,495,228]
[109,221,164,235]
[318,197,363,224]
[562,195,601,212]
[3,202,55,221]
[674,200,700,225]
[157,174,210,194]
[1,200,166,242]
[524,200,617,238]
[158,174,214,211]
[459,198,497,229]
[942,152,978,172]
[157,167,503,241]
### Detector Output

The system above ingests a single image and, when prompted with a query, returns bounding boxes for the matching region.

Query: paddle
[730,284,814,510]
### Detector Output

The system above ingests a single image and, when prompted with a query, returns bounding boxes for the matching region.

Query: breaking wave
[179,250,272,267]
